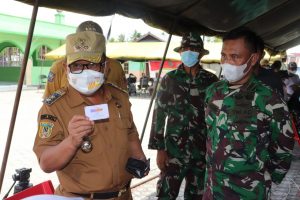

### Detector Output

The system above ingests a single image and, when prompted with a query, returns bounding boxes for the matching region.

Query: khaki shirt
[43,57,127,98]
[34,84,138,194]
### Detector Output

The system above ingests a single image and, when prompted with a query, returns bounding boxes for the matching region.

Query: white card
[84,104,109,120]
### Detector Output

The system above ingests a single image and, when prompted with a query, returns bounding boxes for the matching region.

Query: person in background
[43,21,127,99]
[288,85,300,137]
[254,40,284,96]
[148,72,159,96]
[148,32,218,200]
[127,73,137,96]
[282,62,300,101]
[33,31,148,199]
[139,73,149,91]
[203,27,294,199]
[271,60,282,73]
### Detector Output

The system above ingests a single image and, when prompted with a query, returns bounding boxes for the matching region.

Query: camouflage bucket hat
[174,32,209,55]
[66,31,106,65]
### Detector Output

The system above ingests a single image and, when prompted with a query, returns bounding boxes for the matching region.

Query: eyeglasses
[68,62,106,74]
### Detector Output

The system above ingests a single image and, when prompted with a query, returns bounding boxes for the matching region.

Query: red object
[149,60,181,71]
[290,114,300,146]
[5,180,54,200]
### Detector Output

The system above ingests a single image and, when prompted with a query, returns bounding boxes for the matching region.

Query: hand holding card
[84,104,109,121]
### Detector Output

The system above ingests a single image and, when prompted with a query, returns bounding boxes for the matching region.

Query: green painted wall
[0,67,20,82]
[129,61,146,72]
[0,13,76,86]
[0,32,63,85]
[0,13,76,40]
[31,66,51,85]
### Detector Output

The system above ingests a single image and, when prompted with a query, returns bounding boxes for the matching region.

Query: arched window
[38,45,51,60]
[0,47,23,67]
[33,45,52,66]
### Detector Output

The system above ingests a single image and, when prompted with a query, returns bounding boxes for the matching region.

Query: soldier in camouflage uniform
[203,27,294,200]
[148,33,219,200]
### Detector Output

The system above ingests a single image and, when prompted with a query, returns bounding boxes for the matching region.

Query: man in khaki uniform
[43,21,127,98]
[33,31,146,199]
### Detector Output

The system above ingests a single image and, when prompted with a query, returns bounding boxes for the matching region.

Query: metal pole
[0,0,39,193]
[140,32,173,142]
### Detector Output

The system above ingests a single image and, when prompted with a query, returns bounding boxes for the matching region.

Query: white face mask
[221,56,253,82]
[68,69,105,95]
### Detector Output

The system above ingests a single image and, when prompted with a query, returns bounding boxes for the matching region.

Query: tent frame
[0,0,176,192]
[0,0,40,192]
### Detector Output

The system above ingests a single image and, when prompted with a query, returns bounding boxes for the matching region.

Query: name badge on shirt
[84,104,109,120]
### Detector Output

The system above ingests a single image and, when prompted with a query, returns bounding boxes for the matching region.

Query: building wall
[128,61,146,79]
[0,67,20,82]
[0,33,64,85]
[0,13,76,86]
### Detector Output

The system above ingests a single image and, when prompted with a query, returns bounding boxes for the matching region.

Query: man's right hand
[67,115,94,148]
[156,150,168,171]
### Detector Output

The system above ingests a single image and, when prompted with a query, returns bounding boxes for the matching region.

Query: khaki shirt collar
[66,85,113,108]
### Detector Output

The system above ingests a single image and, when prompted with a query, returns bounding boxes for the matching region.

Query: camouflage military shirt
[148,64,218,162]
[203,76,294,200]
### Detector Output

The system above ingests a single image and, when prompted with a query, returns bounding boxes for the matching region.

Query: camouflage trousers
[156,157,205,200]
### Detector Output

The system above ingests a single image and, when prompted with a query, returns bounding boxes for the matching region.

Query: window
[0,47,23,67]
[123,62,129,74]
[38,45,50,60]
[34,45,52,66]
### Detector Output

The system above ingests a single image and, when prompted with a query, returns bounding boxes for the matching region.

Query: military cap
[174,32,209,55]
[76,21,103,34]
[66,31,106,65]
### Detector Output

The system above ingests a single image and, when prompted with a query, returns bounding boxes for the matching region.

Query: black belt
[72,182,130,199]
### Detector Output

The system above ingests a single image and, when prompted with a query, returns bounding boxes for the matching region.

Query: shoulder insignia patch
[43,89,66,105]
[38,122,54,139]
[47,71,55,82]
[105,82,128,94]
[41,114,57,122]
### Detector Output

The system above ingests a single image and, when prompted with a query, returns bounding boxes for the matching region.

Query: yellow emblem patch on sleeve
[38,122,54,139]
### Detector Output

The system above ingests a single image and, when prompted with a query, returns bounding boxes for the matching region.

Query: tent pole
[0,0,39,193]
[139,2,203,142]
[140,30,174,142]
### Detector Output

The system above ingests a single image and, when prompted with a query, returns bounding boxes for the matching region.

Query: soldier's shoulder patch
[41,114,57,122]
[105,82,128,94]
[38,122,54,139]
[43,89,66,105]
[47,71,55,82]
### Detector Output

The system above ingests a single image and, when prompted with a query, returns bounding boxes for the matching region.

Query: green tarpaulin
[16,0,300,53]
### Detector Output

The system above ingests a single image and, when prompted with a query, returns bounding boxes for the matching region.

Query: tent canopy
[45,42,224,63]
[16,0,300,53]
[45,41,282,63]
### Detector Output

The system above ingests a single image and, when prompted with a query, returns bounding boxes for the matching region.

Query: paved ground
[0,89,300,199]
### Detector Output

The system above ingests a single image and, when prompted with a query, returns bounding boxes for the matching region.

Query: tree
[108,37,116,42]
[206,36,222,43]
[118,34,126,42]
[130,30,142,41]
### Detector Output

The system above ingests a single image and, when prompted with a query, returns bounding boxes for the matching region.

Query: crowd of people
[32,20,298,200]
